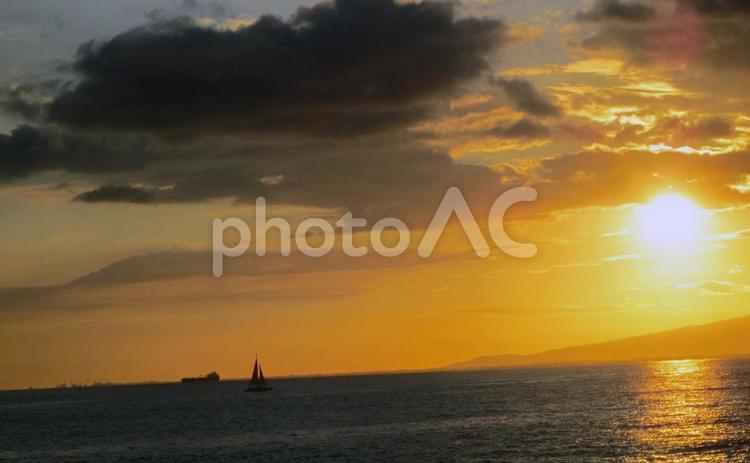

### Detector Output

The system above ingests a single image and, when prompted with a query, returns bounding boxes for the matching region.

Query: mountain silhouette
[446,314,750,370]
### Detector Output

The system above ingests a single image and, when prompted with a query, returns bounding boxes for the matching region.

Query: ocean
[3,358,750,462]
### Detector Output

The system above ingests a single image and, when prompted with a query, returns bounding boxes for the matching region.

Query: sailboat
[245,355,273,392]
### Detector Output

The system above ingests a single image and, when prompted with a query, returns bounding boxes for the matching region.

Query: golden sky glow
[3,0,750,389]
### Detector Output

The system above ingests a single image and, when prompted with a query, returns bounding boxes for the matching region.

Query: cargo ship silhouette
[181,371,220,383]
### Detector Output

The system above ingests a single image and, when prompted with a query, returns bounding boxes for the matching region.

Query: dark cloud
[45,0,504,137]
[683,0,750,17]
[0,0,512,226]
[575,0,656,22]
[0,125,151,181]
[486,118,550,138]
[71,141,505,224]
[653,115,734,140]
[494,78,561,117]
[0,86,45,121]
[691,116,734,137]
[576,0,750,69]
[74,184,157,204]
[601,115,737,146]
[0,121,505,223]
[0,79,67,122]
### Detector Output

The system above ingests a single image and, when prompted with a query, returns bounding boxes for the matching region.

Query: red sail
[258,363,266,385]
[250,359,260,385]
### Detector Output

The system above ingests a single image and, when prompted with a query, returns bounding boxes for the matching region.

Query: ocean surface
[3,358,750,462]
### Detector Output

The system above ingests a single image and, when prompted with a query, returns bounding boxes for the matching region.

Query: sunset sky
[3,0,750,389]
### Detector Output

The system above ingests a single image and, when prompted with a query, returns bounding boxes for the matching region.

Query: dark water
[3,359,750,462]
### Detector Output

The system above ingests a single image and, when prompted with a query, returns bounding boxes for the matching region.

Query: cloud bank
[46,0,504,137]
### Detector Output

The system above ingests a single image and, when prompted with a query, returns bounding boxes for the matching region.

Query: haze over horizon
[4,0,750,390]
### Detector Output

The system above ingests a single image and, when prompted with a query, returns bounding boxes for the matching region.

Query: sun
[633,193,706,252]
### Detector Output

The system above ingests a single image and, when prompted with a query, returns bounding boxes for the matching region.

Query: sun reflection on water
[627,359,743,461]
[656,359,701,376]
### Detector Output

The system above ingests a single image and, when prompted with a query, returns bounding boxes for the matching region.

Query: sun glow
[634,193,707,252]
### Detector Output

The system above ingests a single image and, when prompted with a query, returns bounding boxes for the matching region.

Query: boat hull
[181,377,220,383]
[244,386,273,392]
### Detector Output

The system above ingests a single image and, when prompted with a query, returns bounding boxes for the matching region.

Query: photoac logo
[213,187,537,276]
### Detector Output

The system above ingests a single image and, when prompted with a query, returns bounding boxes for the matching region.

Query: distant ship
[181,371,220,383]
[245,356,273,392]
